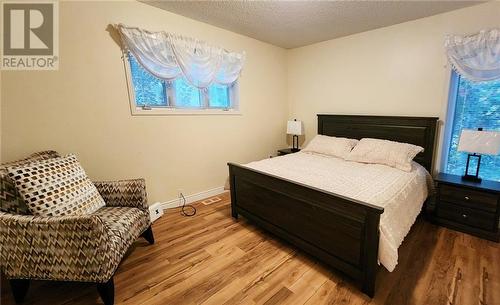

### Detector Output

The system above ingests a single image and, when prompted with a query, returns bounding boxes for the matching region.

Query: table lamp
[457,128,500,182]
[287,119,304,152]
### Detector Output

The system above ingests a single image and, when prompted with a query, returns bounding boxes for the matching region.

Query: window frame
[123,53,241,116]
[440,70,460,172]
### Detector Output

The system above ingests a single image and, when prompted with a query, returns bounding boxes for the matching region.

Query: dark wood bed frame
[228,115,438,297]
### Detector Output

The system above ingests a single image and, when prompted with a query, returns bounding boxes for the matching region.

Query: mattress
[244,152,431,272]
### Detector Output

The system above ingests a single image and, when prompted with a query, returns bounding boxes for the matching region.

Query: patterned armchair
[0,151,154,305]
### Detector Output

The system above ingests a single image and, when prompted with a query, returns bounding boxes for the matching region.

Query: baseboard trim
[158,186,227,210]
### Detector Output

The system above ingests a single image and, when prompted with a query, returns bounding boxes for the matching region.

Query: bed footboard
[228,163,384,297]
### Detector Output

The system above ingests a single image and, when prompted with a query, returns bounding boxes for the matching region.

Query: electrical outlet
[149,202,164,222]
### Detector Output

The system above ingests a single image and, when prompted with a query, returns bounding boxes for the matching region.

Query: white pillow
[345,138,424,172]
[302,135,359,159]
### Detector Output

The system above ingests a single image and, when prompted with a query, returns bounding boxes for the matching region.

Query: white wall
[1,1,288,203]
[287,2,500,172]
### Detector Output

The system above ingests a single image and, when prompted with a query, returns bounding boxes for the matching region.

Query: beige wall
[2,1,498,203]
[287,2,500,172]
[1,1,288,203]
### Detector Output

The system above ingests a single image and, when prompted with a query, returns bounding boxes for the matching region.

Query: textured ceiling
[142,1,481,49]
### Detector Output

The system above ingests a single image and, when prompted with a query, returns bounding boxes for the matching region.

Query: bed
[227,115,438,297]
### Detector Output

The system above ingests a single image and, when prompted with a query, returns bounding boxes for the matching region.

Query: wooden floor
[1,192,499,305]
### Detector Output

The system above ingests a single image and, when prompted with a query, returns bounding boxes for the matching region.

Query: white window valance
[445,28,500,82]
[117,24,246,89]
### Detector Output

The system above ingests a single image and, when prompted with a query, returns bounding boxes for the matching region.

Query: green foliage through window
[445,72,500,181]
[128,55,167,107]
[127,54,234,109]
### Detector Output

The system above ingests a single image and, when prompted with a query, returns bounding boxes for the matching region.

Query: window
[443,71,500,181]
[126,53,238,114]
[128,54,167,107]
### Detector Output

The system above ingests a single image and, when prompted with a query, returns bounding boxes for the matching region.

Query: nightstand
[277,148,300,156]
[432,173,500,242]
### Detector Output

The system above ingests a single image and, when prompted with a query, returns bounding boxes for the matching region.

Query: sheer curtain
[445,28,500,82]
[117,24,246,89]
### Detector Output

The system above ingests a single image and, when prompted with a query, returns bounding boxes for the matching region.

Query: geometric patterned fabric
[7,154,106,217]
[0,150,61,215]
[0,152,151,283]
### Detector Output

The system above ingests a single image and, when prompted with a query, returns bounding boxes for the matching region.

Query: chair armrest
[0,212,117,282]
[93,178,148,211]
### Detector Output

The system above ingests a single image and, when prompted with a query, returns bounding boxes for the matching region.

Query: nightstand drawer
[437,201,496,231]
[440,184,498,212]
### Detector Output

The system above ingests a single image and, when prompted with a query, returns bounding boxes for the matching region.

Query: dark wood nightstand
[432,173,500,242]
[277,148,300,156]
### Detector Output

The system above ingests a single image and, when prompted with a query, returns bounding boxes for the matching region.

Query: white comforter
[244,152,430,272]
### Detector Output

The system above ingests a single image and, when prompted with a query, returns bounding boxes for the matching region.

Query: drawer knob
[462,214,468,219]
[464,196,470,201]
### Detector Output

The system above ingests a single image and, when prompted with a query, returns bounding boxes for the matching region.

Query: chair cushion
[93,206,150,251]
[7,154,106,217]
[0,151,60,215]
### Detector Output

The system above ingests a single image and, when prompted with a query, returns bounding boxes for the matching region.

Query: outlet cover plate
[149,202,164,222]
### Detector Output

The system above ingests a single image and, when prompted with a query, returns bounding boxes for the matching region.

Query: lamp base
[461,175,482,183]
[292,135,300,152]
[463,153,482,184]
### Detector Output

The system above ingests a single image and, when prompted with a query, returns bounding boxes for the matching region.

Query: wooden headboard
[317,114,438,172]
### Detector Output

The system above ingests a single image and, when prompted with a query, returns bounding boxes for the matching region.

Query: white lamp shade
[457,129,500,155]
[287,120,304,135]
